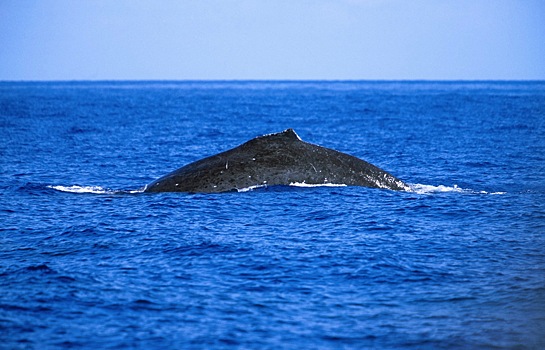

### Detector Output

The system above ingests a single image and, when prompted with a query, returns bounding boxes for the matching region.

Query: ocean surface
[1,81,544,349]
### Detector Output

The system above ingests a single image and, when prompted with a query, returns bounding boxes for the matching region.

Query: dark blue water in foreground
[1,81,545,349]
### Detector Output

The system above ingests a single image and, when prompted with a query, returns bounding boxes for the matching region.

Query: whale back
[145,129,409,193]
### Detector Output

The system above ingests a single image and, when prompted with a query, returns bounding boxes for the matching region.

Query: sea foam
[410,184,505,195]
[47,185,145,194]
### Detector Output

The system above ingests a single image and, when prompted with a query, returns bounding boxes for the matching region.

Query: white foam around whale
[236,182,348,192]
[47,185,145,194]
[289,182,347,188]
[48,183,505,195]
[409,184,506,195]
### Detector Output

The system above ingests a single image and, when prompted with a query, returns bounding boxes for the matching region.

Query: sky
[1,0,544,81]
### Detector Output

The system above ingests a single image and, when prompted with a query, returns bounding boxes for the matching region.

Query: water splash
[410,184,506,195]
[289,182,347,188]
[236,184,268,192]
[47,185,145,194]
[47,183,505,195]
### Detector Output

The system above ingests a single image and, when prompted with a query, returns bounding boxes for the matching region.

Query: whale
[144,129,410,193]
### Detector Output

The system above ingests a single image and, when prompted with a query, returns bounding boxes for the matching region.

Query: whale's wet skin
[145,129,409,193]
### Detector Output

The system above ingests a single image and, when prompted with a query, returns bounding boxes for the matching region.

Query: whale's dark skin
[144,129,410,193]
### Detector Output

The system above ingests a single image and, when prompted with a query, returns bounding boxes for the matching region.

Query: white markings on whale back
[363,174,411,191]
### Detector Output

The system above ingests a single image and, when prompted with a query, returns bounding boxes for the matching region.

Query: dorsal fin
[257,129,302,141]
[282,128,301,140]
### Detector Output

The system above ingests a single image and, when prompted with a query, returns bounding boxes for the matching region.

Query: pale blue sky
[1,0,544,80]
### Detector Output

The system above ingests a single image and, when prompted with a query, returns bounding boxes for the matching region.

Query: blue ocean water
[1,81,545,349]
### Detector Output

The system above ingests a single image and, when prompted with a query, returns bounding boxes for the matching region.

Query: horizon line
[2,78,545,83]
